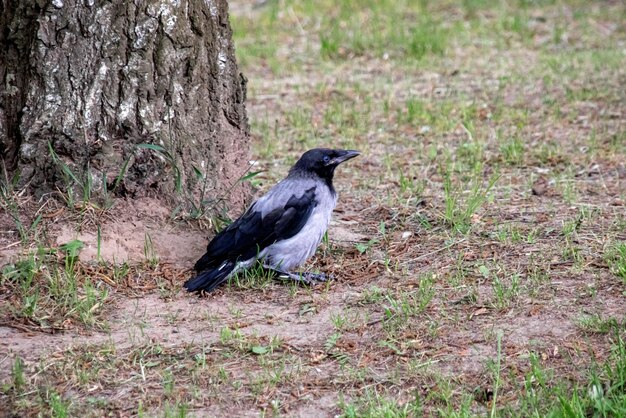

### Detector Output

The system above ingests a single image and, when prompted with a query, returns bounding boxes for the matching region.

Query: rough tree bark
[0,0,249,213]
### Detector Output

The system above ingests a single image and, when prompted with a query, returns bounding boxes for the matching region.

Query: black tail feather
[193,251,216,272]
[184,260,236,293]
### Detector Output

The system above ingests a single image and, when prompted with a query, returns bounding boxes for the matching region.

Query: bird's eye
[323,155,331,163]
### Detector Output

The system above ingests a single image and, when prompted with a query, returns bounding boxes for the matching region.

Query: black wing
[194,187,317,271]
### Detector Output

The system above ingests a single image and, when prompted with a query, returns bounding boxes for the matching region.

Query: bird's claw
[301,271,333,283]
[261,264,333,286]
[277,271,333,285]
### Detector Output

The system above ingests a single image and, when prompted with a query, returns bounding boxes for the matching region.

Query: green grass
[320,11,448,61]
[0,178,44,244]
[605,242,626,283]
[499,136,525,166]
[442,167,499,234]
[486,325,626,417]
[339,388,422,417]
[2,243,108,328]
[9,356,25,394]
[233,0,449,66]
[576,314,620,335]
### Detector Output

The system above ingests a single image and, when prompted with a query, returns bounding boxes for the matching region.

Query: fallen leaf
[471,307,489,319]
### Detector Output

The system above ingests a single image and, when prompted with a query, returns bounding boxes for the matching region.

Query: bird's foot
[295,271,333,284]
[265,266,333,285]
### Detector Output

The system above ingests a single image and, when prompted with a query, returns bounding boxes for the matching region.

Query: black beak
[327,150,360,166]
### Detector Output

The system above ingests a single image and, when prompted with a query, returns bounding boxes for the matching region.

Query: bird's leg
[262,265,333,285]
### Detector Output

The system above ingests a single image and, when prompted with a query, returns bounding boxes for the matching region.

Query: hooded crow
[184,148,360,293]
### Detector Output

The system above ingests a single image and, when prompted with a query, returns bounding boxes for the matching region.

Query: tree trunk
[0,0,249,213]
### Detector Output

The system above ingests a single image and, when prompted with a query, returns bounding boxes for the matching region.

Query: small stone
[532,176,549,196]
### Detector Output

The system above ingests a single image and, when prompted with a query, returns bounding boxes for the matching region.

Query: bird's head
[290,148,360,181]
